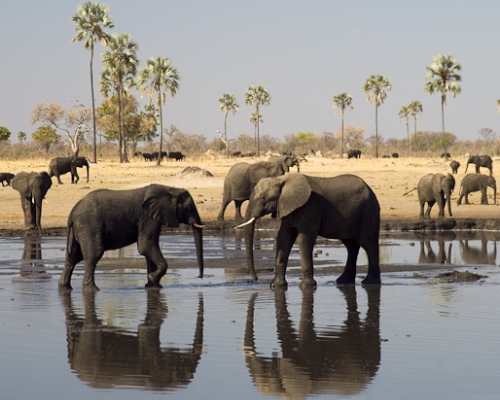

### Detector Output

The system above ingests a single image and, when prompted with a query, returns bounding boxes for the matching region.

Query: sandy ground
[0,155,498,231]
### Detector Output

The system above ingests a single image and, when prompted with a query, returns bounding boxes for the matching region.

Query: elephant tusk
[234,217,256,229]
[193,223,205,229]
[44,198,48,203]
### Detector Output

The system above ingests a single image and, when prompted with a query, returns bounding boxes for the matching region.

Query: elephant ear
[142,185,180,228]
[11,172,29,195]
[278,174,311,218]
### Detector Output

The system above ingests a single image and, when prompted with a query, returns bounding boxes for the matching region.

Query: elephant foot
[217,215,224,221]
[58,282,73,291]
[362,274,382,285]
[336,274,356,285]
[299,277,317,289]
[82,282,100,292]
[145,282,162,289]
[270,277,288,289]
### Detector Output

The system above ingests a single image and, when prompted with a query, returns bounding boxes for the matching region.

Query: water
[0,231,499,399]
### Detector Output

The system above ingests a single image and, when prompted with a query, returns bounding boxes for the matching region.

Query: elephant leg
[361,239,381,285]
[141,247,167,288]
[79,242,104,291]
[296,232,317,288]
[57,175,63,184]
[481,188,488,204]
[234,200,245,221]
[216,199,230,221]
[21,198,35,229]
[336,239,360,285]
[464,194,471,204]
[425,201,435,218]
[271,225,298,289]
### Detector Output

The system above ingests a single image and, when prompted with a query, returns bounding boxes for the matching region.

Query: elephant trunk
[191,225,204,278]
[447,188,453,217]
[244,218,259,281]
[494,183,497,205]
[32,191,44,230]
[85,164,89,183]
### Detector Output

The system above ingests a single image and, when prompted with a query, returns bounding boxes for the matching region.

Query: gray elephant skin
[0,172,15,186]
[237,173,381,288]
[457,174,496,205]
[464,154,493,175]
[266,154,300,172]
[417,173,455,218]
[217,161,286,221]
[11,171,52,230]
[449,160,460,174]
[49,156,89,184]
[59,184,204,290]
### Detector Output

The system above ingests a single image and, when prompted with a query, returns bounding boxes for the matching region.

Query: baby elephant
[0,172,15,186]
[457,174,496,205]
[449,160,460,174]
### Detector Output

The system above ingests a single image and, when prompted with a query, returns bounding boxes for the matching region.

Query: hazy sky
[3,0,500,145]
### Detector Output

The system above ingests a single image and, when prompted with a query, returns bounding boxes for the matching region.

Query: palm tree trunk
[118,89,123,163]
[341,107,345,159]
[406,120,409,157]
[375,104,379,158]
[224,111,229,158]
[157,88,164,166]
[441,96,447,159]
[90,47,97,164]
[256,104,260,156]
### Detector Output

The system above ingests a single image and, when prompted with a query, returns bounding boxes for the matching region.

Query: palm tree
[424,54,462,159]
[100,33,138,163]
[496,98,500,113]
[218,94,239,158]
[137,56,180,165]
[363,75,392,158]
[72,2,114,164]
[332,93,353,158]
[398,105,411,157]
[408,100,423,153]
[244,85,271,156]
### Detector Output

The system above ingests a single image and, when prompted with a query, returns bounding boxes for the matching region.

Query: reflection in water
[60,290,204,391]
[20,236,50,278]
[244,286,381,398]
[460,238,497,265]
[418,238,452,264]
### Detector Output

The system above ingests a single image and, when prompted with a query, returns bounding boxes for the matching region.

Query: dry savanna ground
[0,154,498,231]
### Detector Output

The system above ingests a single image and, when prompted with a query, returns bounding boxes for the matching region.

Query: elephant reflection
[60,290,204,390]
[20,236,49,277]
[459,238,497,265]
[418,238,452,264]
[244,286,381,397]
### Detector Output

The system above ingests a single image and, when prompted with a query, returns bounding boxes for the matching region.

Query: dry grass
[0,155,498,230]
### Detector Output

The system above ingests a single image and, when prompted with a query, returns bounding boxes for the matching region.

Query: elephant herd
[418,154,496,219]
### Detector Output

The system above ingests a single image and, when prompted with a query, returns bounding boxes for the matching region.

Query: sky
[2,0,500,145]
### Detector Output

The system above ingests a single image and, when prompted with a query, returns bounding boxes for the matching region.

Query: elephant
[392,152,399,158]
[464,154,493,175]
[167,151,185,161]
[58,184,204,290]
[142,152,153,161]
[441,152,451,159]
[244,286,380,397]
[0,172,15,186]
[417,173,455,219]
[266,154,300,172]
[60,289,204,390]
[418,238,451,264]
[49,156,89,184]
[459,236,497,265]
[457,174,497,205]
[347,149,362,159]
[11,171,52,230]
[217,161,286,221]
[450,160,460,174]
[236,173,381,288]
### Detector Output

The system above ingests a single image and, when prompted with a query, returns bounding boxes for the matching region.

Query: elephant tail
[402,187,417,196]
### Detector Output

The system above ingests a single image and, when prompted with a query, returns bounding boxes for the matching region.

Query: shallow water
[0,231,499,399]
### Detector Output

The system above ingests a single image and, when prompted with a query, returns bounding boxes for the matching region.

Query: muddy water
[0,231,499,399]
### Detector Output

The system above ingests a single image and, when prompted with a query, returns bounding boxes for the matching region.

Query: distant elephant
[217,161,286,221]
[456,174,496,205]
[392,152,399,158]
[143,152,153,161]
[266,154,300,172]
[49,156,89,184]
[11,171,52,230]
[449,160,460,174]
[347,149,362,159]
[58,184,204,290]
[60,290,204,390]
[244,286,380,397]
[441,152,451,159]
[167,151,185,161]
[417,173,455,219]
[236,174,381,288]
[0,172,15,186]
[464,154,493,175]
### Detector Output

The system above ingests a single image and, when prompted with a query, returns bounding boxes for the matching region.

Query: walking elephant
[11,171,52,230]
[58,184,204,291]
[417,173,455,219]
[244,286,380,398]
[236,173,381,288]
[217,161,286,221]
[449,160,460,174]
[464,154,493,175]
[456,174,496,205]
[347,149,362,159]
[49,156,89,184]
[266,154,300,172]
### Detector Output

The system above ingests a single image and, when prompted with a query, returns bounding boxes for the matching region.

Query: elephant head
[71,156,90,183]
[437,173,456,217]
[60,290,204,390]
[12,171,52,230]
[244,286,381,397]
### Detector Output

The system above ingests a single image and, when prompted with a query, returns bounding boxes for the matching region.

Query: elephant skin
[347,149,361,159]
[60,290,204,390]
[0,172,15,186]
[49,156,89,184]
[417,173,455,219]
[11,171,52,230]
[239,173,381,288]
[244,286,380,397]
[217,161,286,221]
[58,184,204,290]
[457,174,496,205]
[266,154,300,173]
[449,160,460,174]
[464,154,493,175]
